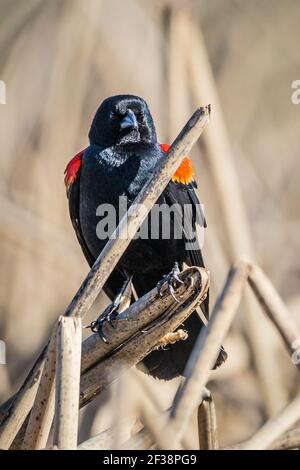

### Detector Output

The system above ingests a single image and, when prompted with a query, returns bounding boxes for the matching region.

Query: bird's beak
[120,109,138,131]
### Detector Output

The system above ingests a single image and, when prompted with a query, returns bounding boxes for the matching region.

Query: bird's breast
[78,144,161,259]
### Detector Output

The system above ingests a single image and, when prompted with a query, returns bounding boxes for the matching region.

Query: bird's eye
[110,108,124,123]
[135,110,143,122]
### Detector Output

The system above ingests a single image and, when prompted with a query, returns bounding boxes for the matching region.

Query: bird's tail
[138,311,227,380]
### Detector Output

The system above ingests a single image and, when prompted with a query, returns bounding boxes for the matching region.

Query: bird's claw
[157,262,184,303]
[87,276,132,343]
[89,319,109,343]
[86,302,120,343]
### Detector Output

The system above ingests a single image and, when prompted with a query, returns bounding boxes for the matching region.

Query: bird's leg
[157,262,184,302]
[87,275,133,343]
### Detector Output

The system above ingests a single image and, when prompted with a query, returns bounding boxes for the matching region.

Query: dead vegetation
[0,108,300,450]
[0,0,300,450]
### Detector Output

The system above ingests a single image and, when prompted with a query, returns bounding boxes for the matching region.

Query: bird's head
[88,95,157,147]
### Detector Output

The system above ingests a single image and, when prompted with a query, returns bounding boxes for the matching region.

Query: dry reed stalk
[80,269,209,407]
[141,406,182,450]
[78,369,166,451]
[118,372,170,451]
[7,266,208,449]
[121,262,247,450]
[180,8,286,415]
[167,6,191,140]
[170,260,251,441]
[130,370,182,451]
[119,410,163,450]
[6,255,298,450]
[248,263,300,368]
[22,323,57,450]
[231,394,300,450]
[269,427,300,450]
[120,426,154,451]
[120,259,300,450]
[53,317,82,450]
[197,388,218,450]
[0,106,210,448]
[78,427,128,451]
[166,259,299,447]
[78,373,140,451]
[0,347,47,450]
[123,387,215,451]
[81,267,207,374]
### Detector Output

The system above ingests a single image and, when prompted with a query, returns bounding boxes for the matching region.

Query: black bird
[65,94,226,380]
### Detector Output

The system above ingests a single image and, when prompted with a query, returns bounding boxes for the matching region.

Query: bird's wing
[160,143,206,265]
[161,144,209,318]
[65,148,128,301]
[165,181,206,266]
[65,149,96,268]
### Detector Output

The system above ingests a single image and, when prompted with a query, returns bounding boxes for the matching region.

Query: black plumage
[66,94,226,380]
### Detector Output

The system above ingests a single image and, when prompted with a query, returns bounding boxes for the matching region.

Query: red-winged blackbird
[65,95,226,380]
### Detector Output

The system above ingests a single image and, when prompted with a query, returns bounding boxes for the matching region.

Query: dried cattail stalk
[182,9,285,415]
[81,267,207,373]
[53,317,82,450]
[248,262,300,369]
[170,261,251,440]
[80,268,209,407]
[197,388,218,450]
[22,324,57,450]
[269,426,300,450]
[231,394,300,450]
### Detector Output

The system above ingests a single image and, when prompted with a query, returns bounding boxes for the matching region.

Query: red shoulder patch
[160,143,194,185]
[64,149,85,189]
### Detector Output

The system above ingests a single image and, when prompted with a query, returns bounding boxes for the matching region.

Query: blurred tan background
[0,0,299,447]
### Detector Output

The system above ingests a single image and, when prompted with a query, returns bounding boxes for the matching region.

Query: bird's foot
[87,294,123,343]
[85,276,133,343]
[157,262,184,302]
